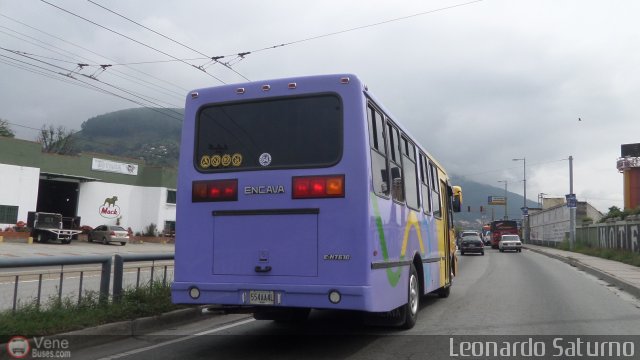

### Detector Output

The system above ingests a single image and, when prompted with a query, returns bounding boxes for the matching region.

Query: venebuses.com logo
[5,336,30,359]
[5,335,72,359]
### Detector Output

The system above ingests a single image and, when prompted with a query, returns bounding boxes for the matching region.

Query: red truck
[490,220,519,249]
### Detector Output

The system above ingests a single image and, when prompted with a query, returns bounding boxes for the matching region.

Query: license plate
[249,290,275,305]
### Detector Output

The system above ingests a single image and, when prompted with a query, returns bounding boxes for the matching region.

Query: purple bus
[171,74,462,329]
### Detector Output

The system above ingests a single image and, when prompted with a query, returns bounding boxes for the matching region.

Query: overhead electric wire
[50,0,485,70]
[0,56,99,92]
[7,0,483,81]
[0,15,188,97]
[0,51,183,122]
[86,0,250,81]
[39,0,226,84]
[216,0,484,59]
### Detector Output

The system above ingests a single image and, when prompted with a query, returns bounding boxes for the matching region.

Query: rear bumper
[171,281,375,311]
[460,247,484,253]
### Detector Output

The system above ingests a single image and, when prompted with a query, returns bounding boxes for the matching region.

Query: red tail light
[292,175,345,199]
[192,179,238,202]
[110,231,116,236]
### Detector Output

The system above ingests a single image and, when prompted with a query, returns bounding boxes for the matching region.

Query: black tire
[120,242,126,246]
[499,249,504,252]
[460,251,464,256]
[37,233,47,243]
[102,237,108,245]
[400,263,419,329]
[481,251,485,256]
[88,235,92,242]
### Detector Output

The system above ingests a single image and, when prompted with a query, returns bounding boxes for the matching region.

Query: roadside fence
[0,253,173,312]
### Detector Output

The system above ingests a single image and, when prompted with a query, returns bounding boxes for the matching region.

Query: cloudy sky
[1,0,638,212]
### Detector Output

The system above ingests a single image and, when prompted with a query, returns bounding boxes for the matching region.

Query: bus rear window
[195,95,343,171]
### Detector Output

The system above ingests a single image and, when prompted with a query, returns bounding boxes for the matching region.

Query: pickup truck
[27,211,82,244]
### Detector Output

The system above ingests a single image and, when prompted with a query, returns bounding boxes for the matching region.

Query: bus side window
[430,161,442,218]
[401,136,419,210]
[387,122,404,202]
[419,153,432,214]
[367,105,389,196]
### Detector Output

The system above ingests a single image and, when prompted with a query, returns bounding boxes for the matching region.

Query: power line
[218,0,484,59]
[0,51,183,122]
[39,0,226,84]
[81,0,485,69]
[0,15,188,97]
[86,0,250,81]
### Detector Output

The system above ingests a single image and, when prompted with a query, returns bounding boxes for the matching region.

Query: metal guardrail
[113,253,174,302]
[0,253,173,312]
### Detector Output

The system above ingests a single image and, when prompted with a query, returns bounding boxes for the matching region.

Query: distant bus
[490,220,518,248]
[171,74,462,329]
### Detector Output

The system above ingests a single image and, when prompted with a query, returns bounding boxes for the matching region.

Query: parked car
[88,225,129,245]
[459,235,484,255]
[499,234,522,252]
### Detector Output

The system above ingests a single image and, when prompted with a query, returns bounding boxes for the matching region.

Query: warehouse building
[0,137,176,235]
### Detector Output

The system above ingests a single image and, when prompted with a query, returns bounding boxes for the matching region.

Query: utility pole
[569,155,576,251]
[513,157,527,241]
[498,180,508,219]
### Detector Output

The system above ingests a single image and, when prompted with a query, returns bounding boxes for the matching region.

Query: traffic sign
[566,194,577,208]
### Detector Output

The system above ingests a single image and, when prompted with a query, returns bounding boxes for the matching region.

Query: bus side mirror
[451,185,462,213]
[452,195,461,213]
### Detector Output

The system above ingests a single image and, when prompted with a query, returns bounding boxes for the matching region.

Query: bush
[143,223,157,237]
[0,282,184,343]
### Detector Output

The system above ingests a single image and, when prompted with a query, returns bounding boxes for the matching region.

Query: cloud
[1,0,638,213]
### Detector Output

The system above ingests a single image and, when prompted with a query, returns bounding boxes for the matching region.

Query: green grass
[557,240,640,267]
[0,282,185,343]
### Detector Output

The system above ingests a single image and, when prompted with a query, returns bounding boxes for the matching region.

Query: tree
[37,125,77,155]
[0,118,15,138]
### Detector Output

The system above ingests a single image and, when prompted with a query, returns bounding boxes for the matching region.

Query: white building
[0,137,176,235]
[529,197,603,245]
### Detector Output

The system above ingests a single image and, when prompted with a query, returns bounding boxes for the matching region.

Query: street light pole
[513,157,527,241]
[498,180,508,219]
[512,158,526,209]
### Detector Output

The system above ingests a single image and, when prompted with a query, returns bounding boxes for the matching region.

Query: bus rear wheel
[400,263,419,329]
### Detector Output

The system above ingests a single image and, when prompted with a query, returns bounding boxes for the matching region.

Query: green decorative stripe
[370,193,401,287]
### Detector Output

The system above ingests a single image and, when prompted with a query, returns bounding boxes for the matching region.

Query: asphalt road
[40,248,640,359]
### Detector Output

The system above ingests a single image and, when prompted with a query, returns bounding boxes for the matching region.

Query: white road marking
[96,318,256,359]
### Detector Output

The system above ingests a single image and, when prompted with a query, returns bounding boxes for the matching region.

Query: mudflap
[363,307,405,327]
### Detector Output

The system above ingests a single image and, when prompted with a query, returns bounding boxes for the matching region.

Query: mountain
[450,176,539,227]
[72,108,183,166]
